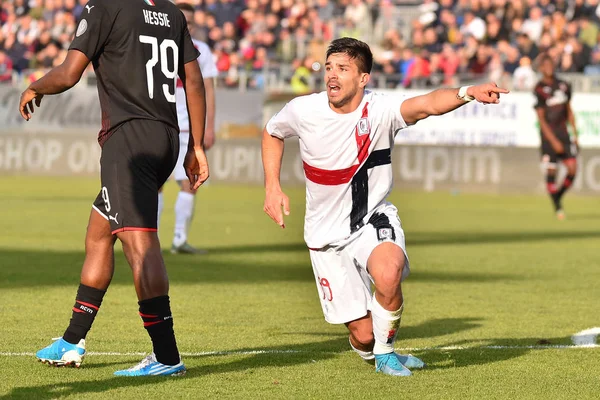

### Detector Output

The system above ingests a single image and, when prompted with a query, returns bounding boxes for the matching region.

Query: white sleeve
[195,41,218,79]
[383,94,409,130]
[266,101,299,139]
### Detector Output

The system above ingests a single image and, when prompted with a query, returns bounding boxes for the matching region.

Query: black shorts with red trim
[93,119,179,234]
[540,134,577,166]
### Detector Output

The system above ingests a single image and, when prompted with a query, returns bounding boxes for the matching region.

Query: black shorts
[540,135,578,166]
[93,119,179,234]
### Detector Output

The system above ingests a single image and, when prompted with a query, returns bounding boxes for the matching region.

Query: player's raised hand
[184,147,210,190]
[264,188,290,229]
[19,88,44,121]
[468,82,509,105]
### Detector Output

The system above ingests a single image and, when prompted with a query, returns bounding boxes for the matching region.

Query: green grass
[0,176,599,399]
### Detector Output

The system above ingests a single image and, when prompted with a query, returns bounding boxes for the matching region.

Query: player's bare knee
[375,257,405,289]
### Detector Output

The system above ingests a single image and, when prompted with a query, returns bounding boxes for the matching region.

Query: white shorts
[308,203,410,325]
[172,132,189,181]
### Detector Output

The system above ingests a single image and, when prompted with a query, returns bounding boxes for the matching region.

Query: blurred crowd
[395,0,600,90]
[2,0,600,91]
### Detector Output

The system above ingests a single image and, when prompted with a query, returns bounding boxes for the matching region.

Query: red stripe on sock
[143,321,163,327]
[563,178,573,188]
[73,307,86,313]
[139,313,159,318]
[77,301,99,310]
[547,183,558,194]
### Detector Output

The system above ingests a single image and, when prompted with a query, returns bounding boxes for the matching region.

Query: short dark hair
[326,37,373,74]
[538,53,553,65]
[177,2,195,13]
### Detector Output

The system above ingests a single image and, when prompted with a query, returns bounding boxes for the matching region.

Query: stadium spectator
[516,32,540,60]
[0,50,13,82]
[579,15,599,47]
[290,57,316,93]
[460,10,486,41]
[522,7,545,42]
[512,56,538,90]
[4,0,600,89]
[403,50,431,88]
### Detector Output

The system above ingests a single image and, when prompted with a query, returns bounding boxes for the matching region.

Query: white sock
[349,338,374,361]
[157,192,164,229]
[371,296,404,355]
[173,191,195,247]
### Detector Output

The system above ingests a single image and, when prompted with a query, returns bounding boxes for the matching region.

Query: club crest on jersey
[76,19,87,37]
[144,0,155,6]
[357,117,370,136]
[377,227,393,241]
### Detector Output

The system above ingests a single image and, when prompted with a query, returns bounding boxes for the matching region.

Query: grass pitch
[0,176,598,399]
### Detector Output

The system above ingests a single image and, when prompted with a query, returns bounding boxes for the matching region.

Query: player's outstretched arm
[182,59,208,189]
[19,49,90,120]
[400,82,509,126]
[262,128,290,229]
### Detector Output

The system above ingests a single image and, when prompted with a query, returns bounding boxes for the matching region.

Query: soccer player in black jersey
[19,0,208,376]
[533,54,578,219]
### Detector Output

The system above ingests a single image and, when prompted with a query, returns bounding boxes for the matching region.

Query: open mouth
[328,83,341,94]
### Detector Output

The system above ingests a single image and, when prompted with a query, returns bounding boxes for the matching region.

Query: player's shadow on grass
[0,249,520,288]
[284,317,484,342]
[0,337,350,400]
[415,335,578,371]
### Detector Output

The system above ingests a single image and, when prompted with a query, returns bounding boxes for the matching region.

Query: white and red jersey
[266,90,409,249]
[176,38,218,139]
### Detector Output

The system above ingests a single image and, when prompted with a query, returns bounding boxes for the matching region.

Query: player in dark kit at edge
[533,54,579,219]
[18,0,209,376]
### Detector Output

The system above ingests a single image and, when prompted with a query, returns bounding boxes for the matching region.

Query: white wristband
[457,86,475,102]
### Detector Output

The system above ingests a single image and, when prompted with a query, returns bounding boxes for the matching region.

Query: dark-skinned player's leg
[118,230,169,300]
[117,229,181,367]
[36,209,115,366]
[62,209,116,344]
[546,166,560,211]
[80,210,117,289]
[555,158,577,216]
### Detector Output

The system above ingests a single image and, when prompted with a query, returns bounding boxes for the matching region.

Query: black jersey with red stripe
[533,77,571,140]
[69,0,199,145]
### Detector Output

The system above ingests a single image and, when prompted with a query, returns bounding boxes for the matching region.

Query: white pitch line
[1,345,598,357]
[571,327,600,345]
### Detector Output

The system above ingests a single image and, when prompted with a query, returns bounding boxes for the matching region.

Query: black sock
[139,295,180,366]
[63,284,106,345]
[546,174,560,210]
[557,173,576,201]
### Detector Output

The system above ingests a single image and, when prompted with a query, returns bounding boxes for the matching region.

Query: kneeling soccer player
[262,37,509,376]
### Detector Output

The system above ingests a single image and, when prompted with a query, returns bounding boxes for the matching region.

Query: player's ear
[359,73,370,89]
